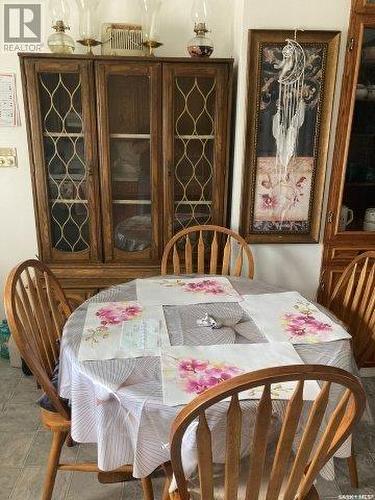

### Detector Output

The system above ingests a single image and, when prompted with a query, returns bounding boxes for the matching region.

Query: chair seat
[171,453,320,500]
[41,408,71,432]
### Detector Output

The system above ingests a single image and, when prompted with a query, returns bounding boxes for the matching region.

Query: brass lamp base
[77,38,102,54]
[142,40,163,56]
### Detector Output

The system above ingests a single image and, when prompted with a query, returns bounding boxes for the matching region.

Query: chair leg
[305,485,320,500]
[347,452,359,488]
[42,431,67,500]
[162,462,173,500]
[162,478,171,500]
[65,432,76,448]
[141,476,154,500]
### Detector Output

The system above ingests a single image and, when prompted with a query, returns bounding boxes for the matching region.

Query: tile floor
[0,357,374,500]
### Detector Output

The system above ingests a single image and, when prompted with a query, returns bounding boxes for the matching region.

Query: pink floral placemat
[240,292,351,345]
[78,302,170,361]
[161,343,320,406]
[136,277,242,306]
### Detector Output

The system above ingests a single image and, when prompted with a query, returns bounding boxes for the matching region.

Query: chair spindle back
[161,225,254,278]
[170,365,365,500]
[4,259,72,419]
[327,251,375,368]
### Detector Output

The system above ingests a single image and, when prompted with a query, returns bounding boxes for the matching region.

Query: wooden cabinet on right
[319,0,375,304]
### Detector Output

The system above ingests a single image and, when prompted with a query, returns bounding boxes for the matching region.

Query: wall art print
[241,30,340,243]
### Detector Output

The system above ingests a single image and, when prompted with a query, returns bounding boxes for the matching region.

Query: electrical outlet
[0,147,18,167]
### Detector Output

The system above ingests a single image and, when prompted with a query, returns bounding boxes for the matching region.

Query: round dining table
[59,276,356,479]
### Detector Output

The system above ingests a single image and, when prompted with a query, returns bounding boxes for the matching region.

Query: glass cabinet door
[355,0,375,12]
[24,59,101,262]
[96,62,161,262]
[163,64,230,240]
[339,27,375,233]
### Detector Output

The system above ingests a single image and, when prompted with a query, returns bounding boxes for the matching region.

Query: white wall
[0,0,351,317]
[231,0,351,299]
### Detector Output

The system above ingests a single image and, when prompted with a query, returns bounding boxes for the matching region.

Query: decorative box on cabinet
[19,54,233,295]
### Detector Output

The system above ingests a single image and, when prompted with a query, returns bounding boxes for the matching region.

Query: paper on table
[120,318,160,352]
[161,342,320,406]
[136,277,242,306]
[78,301,170,361]
[240,291,351,345]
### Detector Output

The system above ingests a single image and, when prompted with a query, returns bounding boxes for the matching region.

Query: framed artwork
[240,30,340,243]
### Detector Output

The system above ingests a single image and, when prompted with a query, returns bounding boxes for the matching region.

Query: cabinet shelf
[175,135,214,140]
[112,177,149,182]
[49,199,88,204]
[174,201,212,205]
[49,174,85,181]
[110,134,150,139]
[43,132,84,138]
[345,182,375,187]
[112,200,151,205]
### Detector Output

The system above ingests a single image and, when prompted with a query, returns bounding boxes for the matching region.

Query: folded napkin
[163,302,245,346]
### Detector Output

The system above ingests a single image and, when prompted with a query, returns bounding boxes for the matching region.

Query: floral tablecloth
[59,276,356,478]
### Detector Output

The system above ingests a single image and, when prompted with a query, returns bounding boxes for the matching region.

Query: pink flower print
[178,358,209,374]
[282,310,333,339]
[223,364,243,376]
[96,302,143,326]
[185,378,210,394]
[296,176,306,188]
[304,316,332,332]
[205,366,224,378]
[261,194,278,210]
[178,359,244,396]
[183,279,226,296]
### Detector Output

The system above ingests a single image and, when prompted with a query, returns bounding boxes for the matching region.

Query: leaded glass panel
[173,76,216,231]
[39,72,90,252]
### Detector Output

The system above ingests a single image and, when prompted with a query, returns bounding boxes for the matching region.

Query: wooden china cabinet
[318,0,375,304]
[19,54,233,304]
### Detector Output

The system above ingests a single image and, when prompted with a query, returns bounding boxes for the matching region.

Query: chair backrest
[170,364,365,500]
[4,259,72,419]
[327,251,375,368]
[161,225,254,279]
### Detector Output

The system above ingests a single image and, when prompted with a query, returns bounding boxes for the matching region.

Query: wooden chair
[327,251,375,369]
[4,260,154,500]
[325,250,375,488]
[166,364,365,500]
[161,225,254,278]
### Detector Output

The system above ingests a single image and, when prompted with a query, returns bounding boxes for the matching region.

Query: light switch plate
[0,147,18,167]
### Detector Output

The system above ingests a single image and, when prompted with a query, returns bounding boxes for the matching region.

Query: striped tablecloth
[59,276,356,478]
